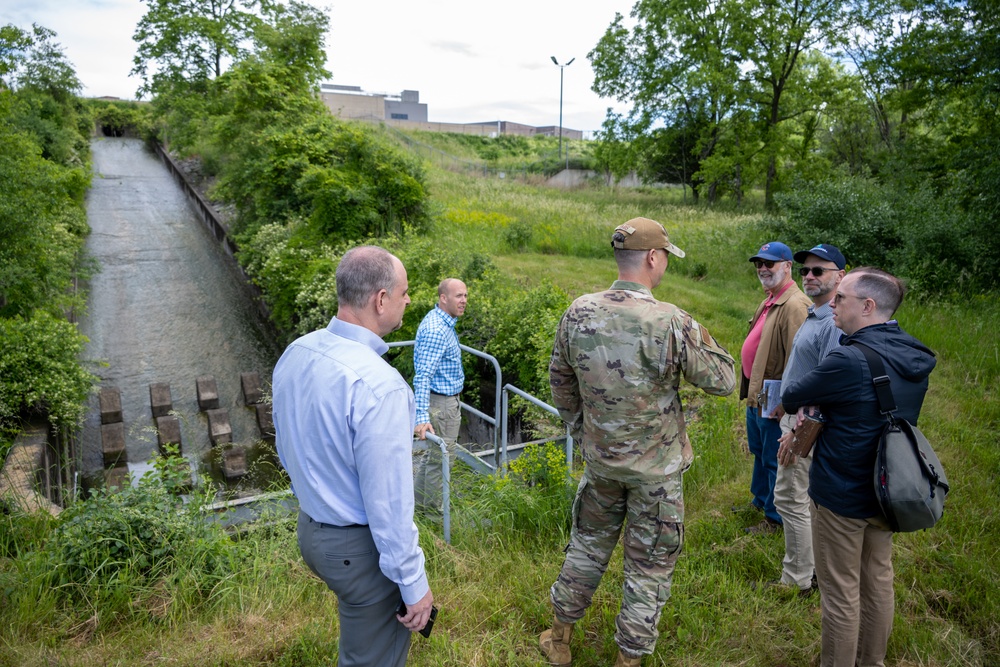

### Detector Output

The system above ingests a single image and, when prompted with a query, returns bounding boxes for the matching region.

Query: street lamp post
[550,56,575,163]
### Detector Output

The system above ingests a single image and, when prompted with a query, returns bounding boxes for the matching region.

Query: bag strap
[849,342,898,416]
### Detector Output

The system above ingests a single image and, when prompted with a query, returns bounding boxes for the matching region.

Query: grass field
[1,161,997,667]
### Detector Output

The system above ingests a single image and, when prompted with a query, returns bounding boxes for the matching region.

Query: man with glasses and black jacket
[782,268,935,667]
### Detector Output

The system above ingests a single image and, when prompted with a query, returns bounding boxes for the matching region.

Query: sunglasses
[752,260,781,269]
[799,267,837,277]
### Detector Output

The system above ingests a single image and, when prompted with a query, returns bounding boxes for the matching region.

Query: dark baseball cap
[749,241,793,263]
[793,244,846,269]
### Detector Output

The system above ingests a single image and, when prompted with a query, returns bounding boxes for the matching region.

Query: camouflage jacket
[550,280,736,485]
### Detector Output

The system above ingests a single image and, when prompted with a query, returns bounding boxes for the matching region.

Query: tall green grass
[1,163,995,666]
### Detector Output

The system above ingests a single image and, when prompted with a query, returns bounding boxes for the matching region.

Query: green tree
[0,99,89,317]
[131,0,269,97]
[10,24,81,103]
[590,0,744,203]
[735,0,844,206]
[0,24,94,440]
[636,114,707,201]
[591,0,848,205]
[0,23,87,166]
[592,111,639,190]
[0,24,33,89]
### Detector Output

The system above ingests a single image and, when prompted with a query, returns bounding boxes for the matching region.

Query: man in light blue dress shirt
[273,245,434,666]
[412,278,467,517]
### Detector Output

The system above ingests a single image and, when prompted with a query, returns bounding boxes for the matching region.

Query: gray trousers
[297,512,411,667]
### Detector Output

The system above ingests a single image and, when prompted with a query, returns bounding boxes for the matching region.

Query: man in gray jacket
[766,244,845,595]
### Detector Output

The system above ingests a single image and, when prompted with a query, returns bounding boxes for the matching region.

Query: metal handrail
[202,347,573,544]
[388,340,581,542]
[501,384,575,474]
[387,340,502,456]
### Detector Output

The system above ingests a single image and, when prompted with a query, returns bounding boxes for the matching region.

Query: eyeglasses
[799,266,837,277]
[833,292,869,305]
[752,260,779,269]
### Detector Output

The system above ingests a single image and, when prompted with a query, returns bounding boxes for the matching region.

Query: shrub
[217,115,430,242]
[764,176,901,270]
[763,175,979,295]
[0,312,96,433]
[42,452,234,602]
[88,100,153,138]
[460,271,569,398]
[502,219,533,251]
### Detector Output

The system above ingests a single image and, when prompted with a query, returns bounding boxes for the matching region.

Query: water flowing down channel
[76,137,280,494]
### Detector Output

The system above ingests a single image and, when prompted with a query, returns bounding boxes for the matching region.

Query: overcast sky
[3,0,636,135]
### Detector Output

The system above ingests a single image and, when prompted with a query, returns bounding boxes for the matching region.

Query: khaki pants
[812,501,894,667]
[775,413,814,589]
[413,393,460,516]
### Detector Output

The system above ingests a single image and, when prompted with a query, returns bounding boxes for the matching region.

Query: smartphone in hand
[395,600,439,638]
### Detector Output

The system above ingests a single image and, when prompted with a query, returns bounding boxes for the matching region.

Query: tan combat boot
[538,617,573,666]
[613,650,642,667]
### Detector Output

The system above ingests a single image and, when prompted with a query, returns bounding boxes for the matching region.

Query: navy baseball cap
[749,241,793,263]
[794,244,846,269]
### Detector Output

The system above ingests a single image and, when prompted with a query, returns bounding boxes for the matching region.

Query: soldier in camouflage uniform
[539,217,736,667]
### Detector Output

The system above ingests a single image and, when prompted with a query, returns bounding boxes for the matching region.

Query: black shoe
[804,572,818,597]
[745,517,782,534]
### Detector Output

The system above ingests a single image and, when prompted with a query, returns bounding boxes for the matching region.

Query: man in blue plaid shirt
[413,278,468,518]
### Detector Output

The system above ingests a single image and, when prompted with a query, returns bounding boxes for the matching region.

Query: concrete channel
[75,137,281,498]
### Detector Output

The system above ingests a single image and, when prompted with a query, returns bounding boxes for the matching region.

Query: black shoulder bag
[852,342,949,532]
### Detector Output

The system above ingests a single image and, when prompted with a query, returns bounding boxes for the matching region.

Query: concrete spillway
[76,137,280,495]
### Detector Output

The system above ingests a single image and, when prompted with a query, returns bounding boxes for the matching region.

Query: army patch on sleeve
[701,325,715,347]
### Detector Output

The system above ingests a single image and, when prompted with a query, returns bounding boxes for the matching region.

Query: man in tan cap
[539,217,736,667]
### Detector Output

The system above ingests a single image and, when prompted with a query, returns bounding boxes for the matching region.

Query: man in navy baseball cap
[793,244,846,269]
[765,243,847,597]
[749,241,794,264]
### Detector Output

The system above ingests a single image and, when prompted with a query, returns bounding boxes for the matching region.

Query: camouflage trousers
[550,467,684,657]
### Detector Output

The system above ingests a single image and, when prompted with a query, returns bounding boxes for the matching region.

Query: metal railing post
[500,389,509,471]
[458,343,502,460]
[388,341,502,461]
[424,432,450,544]
[565,427,574,475]
[501,383,574,474]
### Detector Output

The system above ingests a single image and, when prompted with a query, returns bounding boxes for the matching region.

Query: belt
[306,515,366,530]
[430,391,460,397]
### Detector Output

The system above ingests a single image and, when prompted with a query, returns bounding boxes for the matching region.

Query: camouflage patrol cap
[611,217,686,258]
